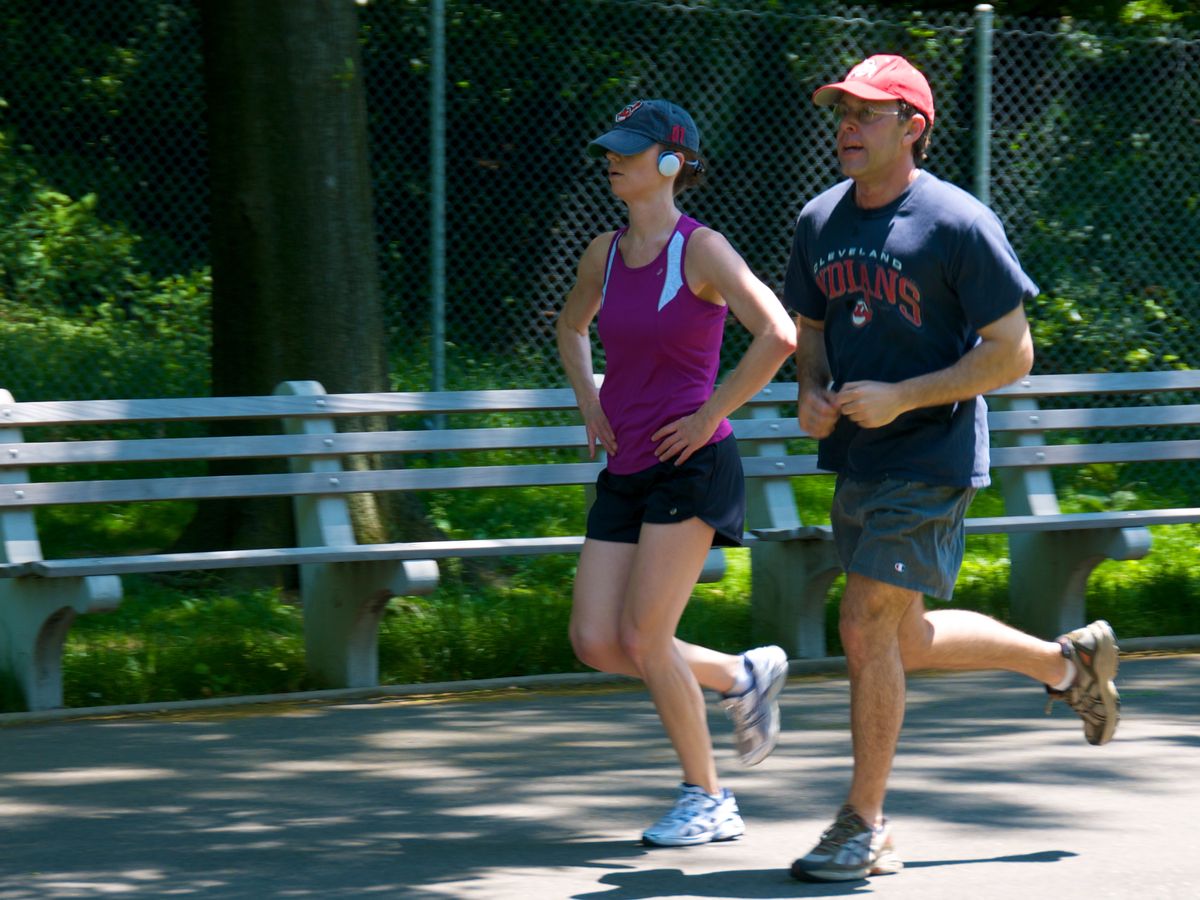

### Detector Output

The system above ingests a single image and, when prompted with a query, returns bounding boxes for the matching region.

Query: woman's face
[604,145,673,201]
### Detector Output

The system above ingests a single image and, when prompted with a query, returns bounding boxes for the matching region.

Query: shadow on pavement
[0,655,1194,898]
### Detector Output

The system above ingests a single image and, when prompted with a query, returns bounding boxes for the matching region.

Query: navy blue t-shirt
[783,171,1038,487]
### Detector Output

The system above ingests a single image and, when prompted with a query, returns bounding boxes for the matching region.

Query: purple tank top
[597,214,733,475]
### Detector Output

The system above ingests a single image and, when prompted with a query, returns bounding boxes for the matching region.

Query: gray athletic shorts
[831,476,977,600]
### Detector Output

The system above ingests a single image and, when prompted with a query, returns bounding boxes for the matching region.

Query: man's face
[832,95,915,181]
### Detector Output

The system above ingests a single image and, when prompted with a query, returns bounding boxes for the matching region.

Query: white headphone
[657,151,682,177]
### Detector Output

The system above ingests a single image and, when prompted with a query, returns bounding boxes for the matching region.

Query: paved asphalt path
[1,653,1196,899]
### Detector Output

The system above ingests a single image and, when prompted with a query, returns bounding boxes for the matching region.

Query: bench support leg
[1007,527,1151,639]
[301,559,438,688]
[750,539,842,658]
[0,575,122,711]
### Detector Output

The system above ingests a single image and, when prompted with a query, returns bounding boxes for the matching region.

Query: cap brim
[812,82,901,107]
[587,129,656,158]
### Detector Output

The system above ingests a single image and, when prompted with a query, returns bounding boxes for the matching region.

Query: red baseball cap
[812,54,935,125]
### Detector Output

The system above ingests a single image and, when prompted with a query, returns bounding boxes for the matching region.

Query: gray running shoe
[790,805,903,883]
[1044,618,1120,745]
[641,783,745,847]
[720,645,788,766]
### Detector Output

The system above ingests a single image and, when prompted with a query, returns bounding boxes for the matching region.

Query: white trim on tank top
[657,231,686,311]
[599,232,621,308]
[599,227,686,311]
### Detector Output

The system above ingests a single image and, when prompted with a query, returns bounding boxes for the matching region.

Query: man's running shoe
[641,783,745,847]
[1045,618,1120,745]
[720,644,788,766]
[790,804,903,882]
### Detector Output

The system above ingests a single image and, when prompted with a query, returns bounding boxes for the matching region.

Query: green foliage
[61,581,309,708]
[38,501,197,560]
[0,125,211,401]
[0,274,210,402]
[1088,530,1200,636]
[1029,288,1189,374]
[901,1,1197,28]
[1003,15,1199,378]
[0,194,142,313]
[678,549,755,652]
[0,0,206,277]
[0,127,137,313]
[380,557,582,684]
[1118,0,1193,26]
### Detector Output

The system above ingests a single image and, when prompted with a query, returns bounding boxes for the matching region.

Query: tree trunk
[187,0,413,566]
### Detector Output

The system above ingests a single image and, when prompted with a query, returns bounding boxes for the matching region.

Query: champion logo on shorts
[894,561,906,573]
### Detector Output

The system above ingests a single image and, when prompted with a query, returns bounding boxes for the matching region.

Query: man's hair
[897,100,931,165]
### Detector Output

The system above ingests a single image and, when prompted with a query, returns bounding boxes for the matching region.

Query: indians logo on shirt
[813,252,923,329]
[851,298,873,327]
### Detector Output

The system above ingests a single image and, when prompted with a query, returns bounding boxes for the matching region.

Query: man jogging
[783,54,1120,883]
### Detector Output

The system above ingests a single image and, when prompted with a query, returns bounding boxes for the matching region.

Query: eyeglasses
[831,103,903,126]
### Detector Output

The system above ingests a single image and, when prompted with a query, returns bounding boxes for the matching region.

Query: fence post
[430,0,447,397]
[973,3,994,205]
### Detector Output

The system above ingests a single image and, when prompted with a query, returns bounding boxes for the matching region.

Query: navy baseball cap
[587,99,700,158]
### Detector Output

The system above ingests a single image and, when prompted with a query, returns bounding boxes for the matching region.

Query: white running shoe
[641,783,745,847]
[720,644,789,766]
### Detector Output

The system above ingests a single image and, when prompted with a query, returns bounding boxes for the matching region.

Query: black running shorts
[585,434,745,547]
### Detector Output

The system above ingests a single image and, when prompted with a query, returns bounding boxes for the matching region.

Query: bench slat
[989,439,1200,467]
[4,439,1197,508]
[0,388,587,426]
[0,461,608,508]
[15,503,1198,578]
[988,370,1200,397]
[988,404,1200,431]
[0,536,591,578]
[752,507,1200,543]
[736,371,1200,405]
[7,405,1198,470]
[0,419,824,468]
[666,440,1200,477]
[5,371,1198,429]
[1,425,593,467]
[964,508,1200,533]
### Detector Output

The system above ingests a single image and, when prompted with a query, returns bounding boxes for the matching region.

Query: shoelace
[726,675,764,727]
[815,812,869,852]
[1068,688,1105,722]
[661,792,714,824]
[1046,689,1103,720]
[728,699,763,730]
[1045,657,1106,720]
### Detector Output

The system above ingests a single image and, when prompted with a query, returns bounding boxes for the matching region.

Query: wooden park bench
[2,370,1198,710]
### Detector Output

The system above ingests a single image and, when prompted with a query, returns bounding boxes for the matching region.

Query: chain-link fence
[1,1,1197,399]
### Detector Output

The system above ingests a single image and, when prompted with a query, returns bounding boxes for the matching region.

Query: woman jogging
[555,98,798,847]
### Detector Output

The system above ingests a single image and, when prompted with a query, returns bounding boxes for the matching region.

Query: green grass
[47,582,306,709]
